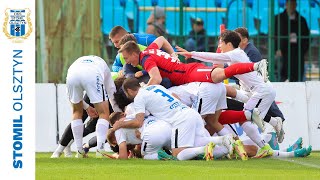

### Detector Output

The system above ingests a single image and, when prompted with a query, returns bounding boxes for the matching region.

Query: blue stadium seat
[252,0,268,34]
[101,0,130,34]
[297,0,320,35]
[189,0,215,8]
[185,0,225,36]
[253,0,284,34]
[226,0,258,35]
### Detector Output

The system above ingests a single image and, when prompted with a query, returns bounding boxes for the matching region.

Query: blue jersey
[133,33,157,47]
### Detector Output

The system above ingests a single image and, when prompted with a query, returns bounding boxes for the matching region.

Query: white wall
[35,84,57,152]
[35,82,320,152]
[306,82,320,150]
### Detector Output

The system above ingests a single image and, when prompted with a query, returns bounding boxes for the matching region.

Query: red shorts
[186,63,215,83]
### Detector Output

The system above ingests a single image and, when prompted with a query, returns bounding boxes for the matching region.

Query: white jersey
[115,119,142,145]
[69,55,109,77]
[169,82,227,115]
[67,55,121,112]
[134,85,189,126]
[168,83,199,107]
[191,48,267,93]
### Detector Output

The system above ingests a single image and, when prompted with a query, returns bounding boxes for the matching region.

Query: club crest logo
[3,8,32,43]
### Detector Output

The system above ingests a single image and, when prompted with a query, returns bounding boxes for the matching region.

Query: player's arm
[113,113,145,130]
[112,54,123,72]
[118,141,128,159]
[146,66,162,86]
[190,52,232,64]
[105,72,122,112]
[171,92,181,101]
[152,36,175,55]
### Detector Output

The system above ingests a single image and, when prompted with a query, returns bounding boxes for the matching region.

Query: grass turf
[37,152,320,180]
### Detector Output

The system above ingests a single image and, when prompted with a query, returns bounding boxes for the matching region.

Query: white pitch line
[275,158,320,169]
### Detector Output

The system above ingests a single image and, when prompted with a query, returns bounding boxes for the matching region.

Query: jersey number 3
[154,89,174,102]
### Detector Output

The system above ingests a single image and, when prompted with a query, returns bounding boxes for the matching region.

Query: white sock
[177,147,205,160]
[54,144,65,153]
[269,117,278,127]
[143,153,158,160]
[217,127,230,136]
[241,122,265,148]
[194,136,224,147]
[96,119,109,151]
[212,145,229,159]
[272,150,294,158]
[71,119,84,152]
[235,89,249,103]
[262,134,272,143]
[244,110,252,120]
[66,139,74,148]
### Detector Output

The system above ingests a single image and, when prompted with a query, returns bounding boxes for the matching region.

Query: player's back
[115,121,142,145]
[135,85,189,126]
[133,33,157,46]
[168,83,199,106]
[141,47,194,85]
[70,55,109,75]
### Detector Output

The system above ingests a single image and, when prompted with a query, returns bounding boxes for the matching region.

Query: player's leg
[210,64,252,83]
[93,101,111,157]
[210,60,268,83]
[142,121,172,160]
[265,101,285,143]
[70,102,88,158]
[66,68,88,158]
[196,83,234,136]
[170,112,203,160]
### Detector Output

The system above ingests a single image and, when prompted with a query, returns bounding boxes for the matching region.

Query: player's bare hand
[118,70,124,78]
[135,71,143,78]
[112,120,123,131]
[86,106,98,118]
[176,51,192,60]
[175,45,188,52]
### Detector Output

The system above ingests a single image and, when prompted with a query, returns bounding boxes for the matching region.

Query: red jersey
[139,43,212,85]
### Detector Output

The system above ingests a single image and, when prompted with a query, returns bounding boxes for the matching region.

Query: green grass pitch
[37,152,320,179]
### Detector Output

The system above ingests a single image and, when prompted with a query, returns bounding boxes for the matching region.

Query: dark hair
[220,30,241,48]
[109,112,125,125]
[114,77,127,91]
[119,34,137,46]
[114,77,132,111]
[122,78,140,93]
[109,26,127,39]
[192,18,204,26]
[234,27,249,39]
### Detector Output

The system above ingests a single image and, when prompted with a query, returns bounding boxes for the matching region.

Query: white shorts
[141,120,171,156]
[171,109,204,148]
[66,65,108,104]
[192,82,227,115]
[244,82,276,119]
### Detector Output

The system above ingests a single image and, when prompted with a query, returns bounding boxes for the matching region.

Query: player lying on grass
[111,78,245,160]
[107,111,171,160]
[107,102,241,160]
